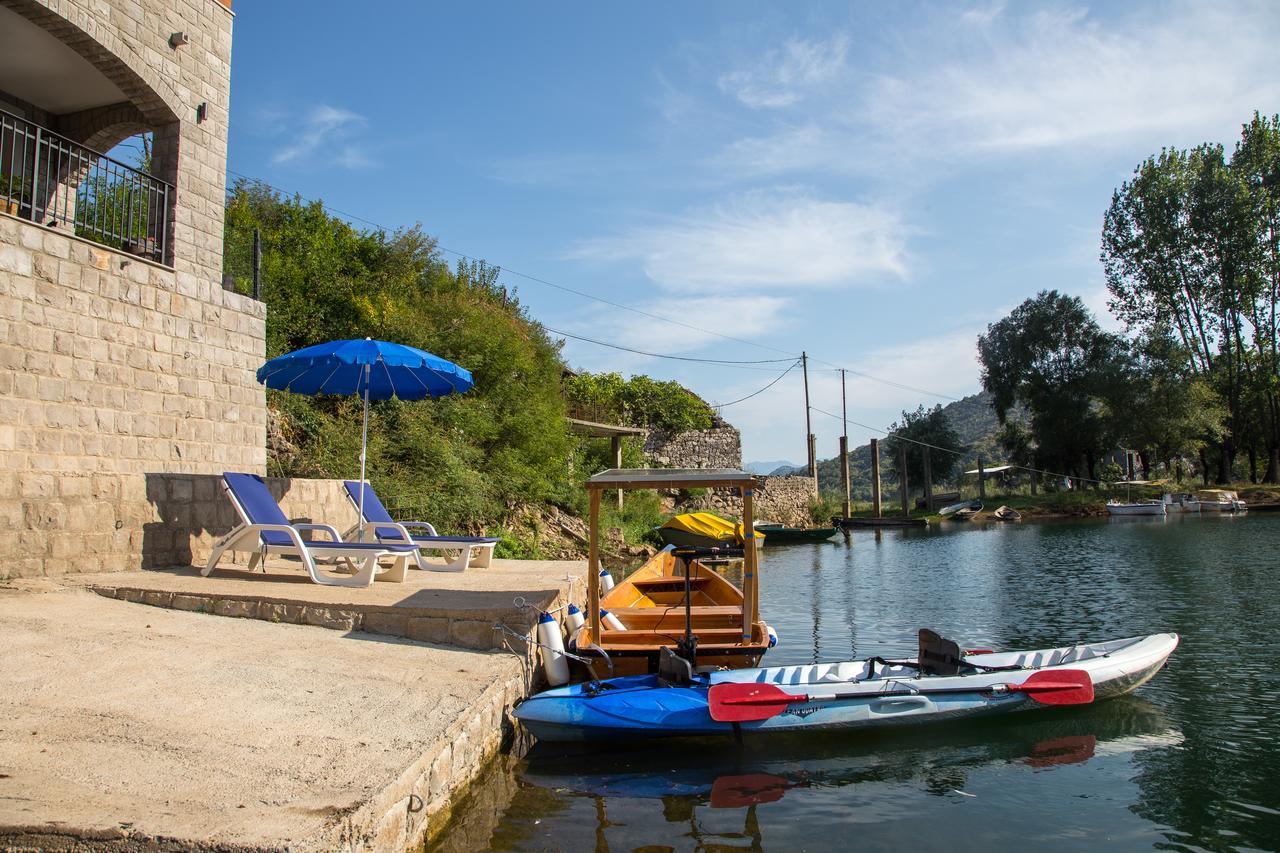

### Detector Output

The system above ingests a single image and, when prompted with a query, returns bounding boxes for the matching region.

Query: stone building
[0,0,268,578]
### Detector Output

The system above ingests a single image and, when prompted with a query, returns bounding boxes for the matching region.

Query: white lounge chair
[343,480,498,572]
[204,473,417,587]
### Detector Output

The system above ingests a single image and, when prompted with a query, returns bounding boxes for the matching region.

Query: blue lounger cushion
[224,472,417,551]
[343,480,499,544]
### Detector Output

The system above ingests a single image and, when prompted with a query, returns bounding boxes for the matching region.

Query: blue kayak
[513,634,1178,743]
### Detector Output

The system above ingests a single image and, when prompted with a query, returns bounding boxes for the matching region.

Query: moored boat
[992,505,1021,521]
[568,544,771,678]
[940,500,982,519]
[515,631,1179,742]
[655,512,758,550]
[1190,489,1247,512]
[753,523,837,544]
[1106,499,1167,516]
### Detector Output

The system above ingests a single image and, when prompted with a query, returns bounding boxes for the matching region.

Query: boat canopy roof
[660,512,760,543]
[1195,489,1239,500]
[586,467,756,490]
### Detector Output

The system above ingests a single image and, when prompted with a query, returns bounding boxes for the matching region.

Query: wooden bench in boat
[597,626,753,645]
[606,605,742,629]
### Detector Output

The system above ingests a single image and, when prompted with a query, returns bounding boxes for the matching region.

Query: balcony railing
[1,107,172,265]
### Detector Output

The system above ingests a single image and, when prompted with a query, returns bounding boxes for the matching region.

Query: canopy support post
[587,488,601,646]
[741,483,758,643]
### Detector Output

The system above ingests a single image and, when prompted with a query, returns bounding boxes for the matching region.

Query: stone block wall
[682,474,817,527]
[0,226,267,578]
[0,0,266,579]
[4,0,237,282]
[643,415,742,470]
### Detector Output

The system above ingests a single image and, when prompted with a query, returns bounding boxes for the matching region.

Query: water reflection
[430,515,1280,852]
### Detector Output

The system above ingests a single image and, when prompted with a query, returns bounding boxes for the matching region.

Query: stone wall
[682,474,817,527]
[3,0,237,282]
[0,229,267,578]
[643,415,742,469]
[0,0,266,579]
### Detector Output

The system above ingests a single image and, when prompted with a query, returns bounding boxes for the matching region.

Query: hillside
[813,391,1013,499]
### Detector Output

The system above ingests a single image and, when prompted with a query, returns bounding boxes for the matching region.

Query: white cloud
[558,294,791,376]
[570,189,908,293]
[717,34,849,109]
[711,2,1280,179]
[272,105,370,168]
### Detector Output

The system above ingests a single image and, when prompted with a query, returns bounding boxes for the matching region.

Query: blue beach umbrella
[257,338,473,521]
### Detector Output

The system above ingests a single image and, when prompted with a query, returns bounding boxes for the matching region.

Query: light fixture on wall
[169,31,189,48]
[196,102,207,123]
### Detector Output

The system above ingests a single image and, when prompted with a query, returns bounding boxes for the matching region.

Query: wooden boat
[941,500,982,520]
[753,523,837,544]
[992,505,1022,521]
[573,469,771,681]
[516,632,1179,742]
[569,545,770,678]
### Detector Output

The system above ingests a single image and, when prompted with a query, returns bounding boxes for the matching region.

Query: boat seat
[919,629,964,676]
[630,577,713,590]
[606,605,741,622]
[599,627,750,645]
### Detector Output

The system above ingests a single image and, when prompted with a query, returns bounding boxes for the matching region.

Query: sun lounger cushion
[342,480,499,544]
[225,473,416,552]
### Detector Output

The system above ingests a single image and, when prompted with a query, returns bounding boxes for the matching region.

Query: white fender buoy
[601,608,627,631]
[564,602,585,635]
[767,625,779,648]
[537,611,570,686]
[599,567,615,592]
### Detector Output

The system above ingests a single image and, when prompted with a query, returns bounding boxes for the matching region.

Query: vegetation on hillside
[223,181,578,531]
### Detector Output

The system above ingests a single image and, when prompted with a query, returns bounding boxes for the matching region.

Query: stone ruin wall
[642,417,815,527]
[681,475,817,528]
[642,416,743,470]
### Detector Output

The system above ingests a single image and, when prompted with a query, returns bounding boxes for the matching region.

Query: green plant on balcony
[0,172,31,215]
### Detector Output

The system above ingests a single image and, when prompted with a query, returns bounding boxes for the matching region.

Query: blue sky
[225,1,1280,464]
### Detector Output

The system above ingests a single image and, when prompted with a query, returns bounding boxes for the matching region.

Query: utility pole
[899,444,910,519]
[839,369,850,518]
[870,437,882,517]
[801,351,815,494]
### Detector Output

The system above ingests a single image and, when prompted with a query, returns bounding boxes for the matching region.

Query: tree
[222,181,576,528]
[884,404,964,491]
[1101,333,1227,480]
[977,291,1124,481]
[1102,116,1280,482]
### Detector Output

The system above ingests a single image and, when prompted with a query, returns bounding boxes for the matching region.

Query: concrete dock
[0,558,584,851]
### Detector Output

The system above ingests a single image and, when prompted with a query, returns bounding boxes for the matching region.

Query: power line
[224,169,967,401]
[715,361,800,409]
[543,325,797,367]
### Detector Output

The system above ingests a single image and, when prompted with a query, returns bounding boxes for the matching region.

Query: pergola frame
[583,468,760,646]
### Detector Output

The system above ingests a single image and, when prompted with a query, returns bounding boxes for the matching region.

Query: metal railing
[0,107,172,265]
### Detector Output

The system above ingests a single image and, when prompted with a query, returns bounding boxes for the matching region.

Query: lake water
[432,514,1280,852]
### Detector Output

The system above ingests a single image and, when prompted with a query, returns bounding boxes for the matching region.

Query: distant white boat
[1189,489,1247,513]
[1107,500,1167,516]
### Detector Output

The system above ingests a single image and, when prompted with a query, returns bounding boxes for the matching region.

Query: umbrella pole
[358,364,370,528]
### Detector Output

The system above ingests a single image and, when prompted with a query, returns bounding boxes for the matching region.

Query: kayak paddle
[709,669,1095,723]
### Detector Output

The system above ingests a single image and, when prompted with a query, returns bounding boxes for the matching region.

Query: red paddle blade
[1010,669,1095,705]
[709,773,791,808]
[709,683,808,722]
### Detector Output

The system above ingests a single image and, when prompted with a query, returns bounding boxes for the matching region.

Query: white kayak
[514,633,1179,742]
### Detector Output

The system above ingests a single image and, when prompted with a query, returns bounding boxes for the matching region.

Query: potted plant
[0,172,30,216]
